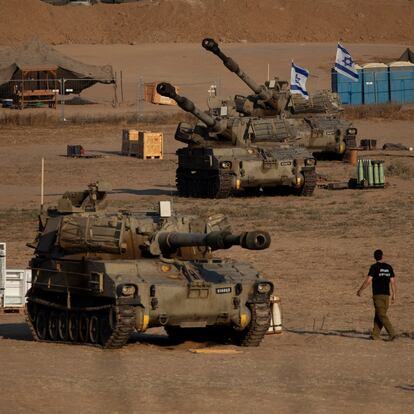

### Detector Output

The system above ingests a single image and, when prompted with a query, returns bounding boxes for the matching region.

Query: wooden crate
[144,82,178,106]
[138,131,163,159]
[121,130,163,159]
[121,129,139,155]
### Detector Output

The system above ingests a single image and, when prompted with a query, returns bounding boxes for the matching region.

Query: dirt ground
[0,43,414,413]
[1,0,414,45]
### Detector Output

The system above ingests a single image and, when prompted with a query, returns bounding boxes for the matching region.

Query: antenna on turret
[40,157,44,213]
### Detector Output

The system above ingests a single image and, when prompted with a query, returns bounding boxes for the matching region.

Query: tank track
[298,168,317,196]
[164,303,271,347]
[25,300,136,349]
[238,302,271,347]
[176,168,233,198]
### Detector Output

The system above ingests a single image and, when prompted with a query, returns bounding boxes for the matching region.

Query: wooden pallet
[66,154,103,159]
[0,307,25,315]
[127,154,162,160]
[143,155,162,160]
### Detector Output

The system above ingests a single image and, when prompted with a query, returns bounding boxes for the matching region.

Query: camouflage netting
[399,48,414,63]
[0,38,114,96]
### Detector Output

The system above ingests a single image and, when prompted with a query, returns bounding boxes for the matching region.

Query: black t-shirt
[368,262,395,295]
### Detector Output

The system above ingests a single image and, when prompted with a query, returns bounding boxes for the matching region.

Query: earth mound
[0,0,413,45]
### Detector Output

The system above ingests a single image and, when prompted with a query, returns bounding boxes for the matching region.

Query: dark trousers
[372,294,395,338]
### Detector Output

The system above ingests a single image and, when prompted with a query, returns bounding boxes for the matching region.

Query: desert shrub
[386,160,414,179]
[0,111,59,126]
[344,103,414,121]
[0,110,193,126]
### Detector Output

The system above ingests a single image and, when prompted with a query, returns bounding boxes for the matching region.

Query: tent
[398,48,414,63]
[0,38,114,99]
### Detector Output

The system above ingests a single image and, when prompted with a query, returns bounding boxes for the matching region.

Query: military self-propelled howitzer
[26,186,275,348]
[202,38,358,158]
[157,82,316,198]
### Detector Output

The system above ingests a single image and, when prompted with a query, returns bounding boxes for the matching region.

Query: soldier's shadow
[396,384,414,392]
[287,328,374,341]
[288,328,414,341]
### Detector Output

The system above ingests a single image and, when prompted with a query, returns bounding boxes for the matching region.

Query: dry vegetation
[0,110,193,127]
[386,160,414,179]
[2,103,414,127]
[344,104,414,121]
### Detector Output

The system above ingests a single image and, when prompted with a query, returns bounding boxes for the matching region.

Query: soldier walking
[357,249,397,340]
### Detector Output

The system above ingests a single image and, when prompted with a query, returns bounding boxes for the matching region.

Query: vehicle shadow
[112,187,177,196]
[0,322,33,342]
[0,322,224,349]
[90,150,122,156]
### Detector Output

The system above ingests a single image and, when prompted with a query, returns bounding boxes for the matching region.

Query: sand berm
[0,0,413,45]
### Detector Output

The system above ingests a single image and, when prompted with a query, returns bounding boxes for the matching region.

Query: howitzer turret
[26,192,277,349]
[156,81,317,198]
[202,38,289,115]
[201,39,358,157]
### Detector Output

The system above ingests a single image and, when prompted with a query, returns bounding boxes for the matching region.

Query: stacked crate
[144,82,178,105]
[122,129,163,159]
[121,129,140,156]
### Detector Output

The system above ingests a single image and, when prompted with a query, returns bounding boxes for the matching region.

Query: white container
[0,243,6,300]
[2,269,32,308]
[267,295,283,335]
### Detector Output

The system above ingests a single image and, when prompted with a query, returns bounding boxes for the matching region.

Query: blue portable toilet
[389,61,414,103]
[331,64,362,105]
[362,63,389,104]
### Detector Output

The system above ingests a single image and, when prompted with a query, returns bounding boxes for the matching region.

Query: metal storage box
[331,65,363,105]
[362,63,389,104]
[389,61,414,103]
[2,269,32,308]
[67,144,84,157]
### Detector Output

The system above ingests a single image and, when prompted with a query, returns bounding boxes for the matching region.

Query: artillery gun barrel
[158,231,271,251]
[202,38,270,101]
[157,83,222,132]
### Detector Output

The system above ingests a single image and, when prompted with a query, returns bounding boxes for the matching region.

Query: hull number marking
[216,287,232,294]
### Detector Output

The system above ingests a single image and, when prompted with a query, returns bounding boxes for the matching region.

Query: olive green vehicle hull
[26,258,273,348]
[176,146,317,198]
[26,185,275,349]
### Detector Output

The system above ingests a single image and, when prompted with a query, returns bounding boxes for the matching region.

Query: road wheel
[68,313,78,342]
[26,301,37,323]
[58,312,69,341]
[36,310,48,340]
[48,311,59,341]
[89,315,100,344]
[78,313,89,343]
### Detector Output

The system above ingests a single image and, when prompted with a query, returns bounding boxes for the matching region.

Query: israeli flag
[290,62,309,99]
[335,43,359,81]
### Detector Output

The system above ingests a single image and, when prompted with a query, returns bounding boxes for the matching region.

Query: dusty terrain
[0,0,414,45]
[0,42,414,413]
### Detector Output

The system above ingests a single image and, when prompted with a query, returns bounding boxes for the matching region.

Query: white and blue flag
[290,62,309,99]
[335,43,359,81]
